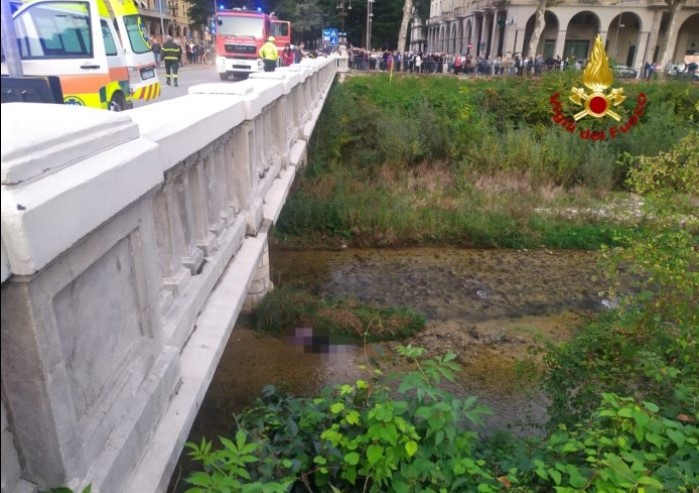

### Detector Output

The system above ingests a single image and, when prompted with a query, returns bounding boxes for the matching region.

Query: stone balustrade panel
[0,54,339,493]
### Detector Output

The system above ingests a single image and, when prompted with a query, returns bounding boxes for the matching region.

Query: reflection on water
[173,247,608,490]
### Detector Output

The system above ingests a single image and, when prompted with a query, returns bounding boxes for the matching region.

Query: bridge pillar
[242,236,274,312]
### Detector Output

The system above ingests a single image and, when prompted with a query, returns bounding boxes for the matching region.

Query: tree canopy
[186,0,431,49]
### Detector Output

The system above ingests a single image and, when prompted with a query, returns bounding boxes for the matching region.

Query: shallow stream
[170,247,611,489]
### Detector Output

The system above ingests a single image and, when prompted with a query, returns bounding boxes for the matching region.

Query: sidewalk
[155,63,215,74]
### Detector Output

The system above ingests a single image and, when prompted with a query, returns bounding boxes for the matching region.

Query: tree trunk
[526,0,546,57]
[397,0,414,53]
[658,0,684,73]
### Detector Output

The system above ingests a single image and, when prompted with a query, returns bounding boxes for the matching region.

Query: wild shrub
[183,346,699,492]
[626,131,699,195]
[542,222,698,427]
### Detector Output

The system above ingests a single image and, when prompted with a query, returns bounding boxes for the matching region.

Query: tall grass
[276,73,697,249]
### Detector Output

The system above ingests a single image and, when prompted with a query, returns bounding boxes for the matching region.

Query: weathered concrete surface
[1,56,338,493]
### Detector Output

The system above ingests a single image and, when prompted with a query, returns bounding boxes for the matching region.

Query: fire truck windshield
[217,16,263,37]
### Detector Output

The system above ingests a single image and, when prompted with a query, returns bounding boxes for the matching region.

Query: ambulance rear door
[11,0,121,108]
[108,0,160,102]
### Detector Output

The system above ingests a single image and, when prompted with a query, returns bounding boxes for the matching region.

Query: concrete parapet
[0,54,339,492]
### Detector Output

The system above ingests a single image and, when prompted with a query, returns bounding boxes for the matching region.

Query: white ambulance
[2,0,160,110]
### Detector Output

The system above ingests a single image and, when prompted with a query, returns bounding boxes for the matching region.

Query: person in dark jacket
[161,36,182,86]
[151,38,161,67]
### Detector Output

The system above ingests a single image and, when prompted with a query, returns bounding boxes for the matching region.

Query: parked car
[613,65,637,79]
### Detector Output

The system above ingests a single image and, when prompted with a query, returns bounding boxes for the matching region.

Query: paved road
[131,63,224,108]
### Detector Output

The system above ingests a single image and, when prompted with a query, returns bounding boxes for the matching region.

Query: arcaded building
[425,0,698,70]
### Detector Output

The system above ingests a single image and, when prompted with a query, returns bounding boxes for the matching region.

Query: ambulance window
[15,2,92,58]
[101,20,117,56]
[122,15,151,54]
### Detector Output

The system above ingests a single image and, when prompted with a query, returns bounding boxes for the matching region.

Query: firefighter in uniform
[259,36,279,72]
[161,36,182,86]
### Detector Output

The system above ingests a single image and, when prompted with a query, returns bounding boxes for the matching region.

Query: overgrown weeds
[277,73,697,249]
[254,287,425,342]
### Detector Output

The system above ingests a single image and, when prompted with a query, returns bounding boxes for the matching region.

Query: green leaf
[617,407,634,418]
[342,467,358,485]
[346,410,361,425]
[186,472,213,487]
[549,468,562,485]
[666,429,686,448]
[235,430,247,449]
[415,406,432,420]
[331,402,345,414]
[344,451,360,465]
[637,476,664,488]
[367,444,384,465]
[435,429,445,446]
[633,410,649,428]
[566,464,587,488]
[405,440,418,457]
[645,432,664,448]
[562,442,579,453]
[642,401,659,413]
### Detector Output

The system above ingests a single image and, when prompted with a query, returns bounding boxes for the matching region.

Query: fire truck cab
[214,8,290,80]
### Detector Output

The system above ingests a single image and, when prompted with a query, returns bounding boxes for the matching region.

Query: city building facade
[136,0,194,42]
[424,0,698,72]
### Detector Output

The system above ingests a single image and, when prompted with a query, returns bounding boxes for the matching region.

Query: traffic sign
[322,27,339,47]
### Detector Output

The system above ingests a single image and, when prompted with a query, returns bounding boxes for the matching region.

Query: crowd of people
[346,47,698,81]
[347,48,599,76]
[150,38,214,68]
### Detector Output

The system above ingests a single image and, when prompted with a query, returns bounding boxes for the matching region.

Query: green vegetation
[183,329,697,492]
[275,73,698,249]
[254,287,425,341]
[184,198,697,492]
[182,75,697,492]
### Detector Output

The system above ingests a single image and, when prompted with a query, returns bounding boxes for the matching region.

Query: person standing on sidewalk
[151,38,161,67]
[162,36,182,86]
[259,36,279,72]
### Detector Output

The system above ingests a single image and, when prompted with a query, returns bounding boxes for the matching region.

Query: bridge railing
[0,55,337,493]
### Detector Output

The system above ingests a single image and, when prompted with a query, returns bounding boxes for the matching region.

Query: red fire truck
[214,8,291,80]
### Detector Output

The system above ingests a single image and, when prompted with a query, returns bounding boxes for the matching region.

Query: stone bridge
[1,55,344,493]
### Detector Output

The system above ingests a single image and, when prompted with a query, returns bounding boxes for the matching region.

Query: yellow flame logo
[583,36,614,92]
[569,35,626,121]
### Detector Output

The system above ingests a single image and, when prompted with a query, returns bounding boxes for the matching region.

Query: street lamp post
[336,0,351,46]
[336,1,351,32]
[366,0,374,50]
[158,0,166,41]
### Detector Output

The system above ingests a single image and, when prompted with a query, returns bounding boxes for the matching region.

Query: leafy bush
[626,131,699,195]
[185,346,500,492]
[543,223,698,427]
[184,347,699,493]
[534,394,699,492]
